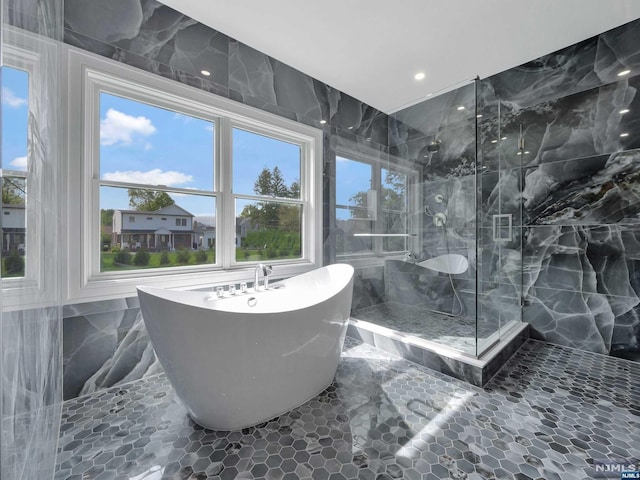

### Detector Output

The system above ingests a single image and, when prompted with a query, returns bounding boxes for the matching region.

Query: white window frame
[1,36,45,306]
[66,47,323,302]
[335,148,419,266]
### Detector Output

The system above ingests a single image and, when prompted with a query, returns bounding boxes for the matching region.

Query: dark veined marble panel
[390,115,476,180]
[523,149,640,225]
[484,76,640,171]
[63,308,160,400]
[523,224,640,355]
[389,81,476,144]
[489,17,640,108]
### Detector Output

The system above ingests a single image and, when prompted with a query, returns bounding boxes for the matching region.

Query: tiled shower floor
[55,337,640,480]
[351,302,498,354]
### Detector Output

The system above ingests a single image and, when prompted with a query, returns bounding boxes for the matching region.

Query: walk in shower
[340,78,524,362]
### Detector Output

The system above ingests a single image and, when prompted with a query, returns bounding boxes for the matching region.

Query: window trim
[66,46,323,302]
[1,41,42,301]
[335,147,419,264]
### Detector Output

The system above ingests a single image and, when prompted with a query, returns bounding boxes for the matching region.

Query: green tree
[127,189,175,211]
[348,170,406,218]
[2,177,26,205]
[101,208,114,226]
[241,167,299,231]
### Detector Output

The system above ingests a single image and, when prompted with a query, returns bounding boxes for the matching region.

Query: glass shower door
[476,79,523,357]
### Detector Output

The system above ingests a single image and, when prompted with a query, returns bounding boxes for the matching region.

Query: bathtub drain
[247,297,257,307]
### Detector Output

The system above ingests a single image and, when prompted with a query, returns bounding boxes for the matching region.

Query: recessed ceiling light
[620,132,629,137]
[517,151,522,155]
[476,114,483,118]
[347,126,354,130]
[618,69,631,76]
[491,139,498,144]
[200,70,211,76]
[457,106,465,111]
[426,93,433,97]
[320,120,327,124]
[525,151,530,154]
[620,109,630,114]
[501,136,507,140]
[414,72,426,81]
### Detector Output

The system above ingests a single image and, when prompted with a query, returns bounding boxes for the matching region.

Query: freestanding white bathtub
[137,264,354,431]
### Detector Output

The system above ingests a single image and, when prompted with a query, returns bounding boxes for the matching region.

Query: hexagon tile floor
[55,337,640,480]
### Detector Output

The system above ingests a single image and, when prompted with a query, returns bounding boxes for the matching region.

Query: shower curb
[346,319,529,387]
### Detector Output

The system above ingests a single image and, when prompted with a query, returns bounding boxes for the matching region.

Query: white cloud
[204,124,214,133]
[2,87,27,108]
[102,169,193,186]
[10,156,27,169]
[100,108,156,146]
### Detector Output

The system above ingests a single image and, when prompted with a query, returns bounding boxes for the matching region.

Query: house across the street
[112,204,195,251]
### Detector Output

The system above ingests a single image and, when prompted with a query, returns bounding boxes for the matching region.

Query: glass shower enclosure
[346,78,523,359]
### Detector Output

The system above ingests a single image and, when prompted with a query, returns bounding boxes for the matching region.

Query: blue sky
[98,93,301,223]
[2,67,29,171]
[3,67,378,224]
[336,156,372,220]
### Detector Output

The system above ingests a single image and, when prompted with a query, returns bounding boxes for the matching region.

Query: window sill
[68,261,318,303]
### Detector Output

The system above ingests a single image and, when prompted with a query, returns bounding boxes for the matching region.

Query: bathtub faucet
[403,252,418,264]
[254,263,273,291]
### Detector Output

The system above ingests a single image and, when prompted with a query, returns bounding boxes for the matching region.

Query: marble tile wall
[58,0,390,400]
[56,3,640,406]
[389,16,640,362]
[2,0,65,478]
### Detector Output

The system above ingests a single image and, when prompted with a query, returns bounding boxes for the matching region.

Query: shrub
[243,250,251,259]
[113,250,131,265]
[195,250,207,263]
[133,251,150,266]
[4,251,24,275]
[159,251,170,265]
[176,249,191,264]
[266,249,277,259]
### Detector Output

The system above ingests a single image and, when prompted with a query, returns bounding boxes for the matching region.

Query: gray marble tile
[62,298,130,319]
[57,338,639,480]
[489,17,640,108]
[485,76,640,171]
[63,309,160,400]
[2,309,63,480]
[523,149,640,225]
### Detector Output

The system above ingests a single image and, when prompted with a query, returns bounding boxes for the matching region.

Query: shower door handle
[492,214,512,241]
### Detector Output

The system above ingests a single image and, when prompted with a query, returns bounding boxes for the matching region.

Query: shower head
[427,140,441,152]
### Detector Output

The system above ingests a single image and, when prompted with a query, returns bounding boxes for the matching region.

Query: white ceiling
[158,0,640,114]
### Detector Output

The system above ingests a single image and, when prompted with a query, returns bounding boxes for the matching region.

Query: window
[2,65,29,279]
[67,49,322,300]
[99,91,215,271]
[336,154,416,259]
[233,128,303,262]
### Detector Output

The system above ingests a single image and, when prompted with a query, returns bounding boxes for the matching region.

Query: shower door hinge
[518,137,525,150]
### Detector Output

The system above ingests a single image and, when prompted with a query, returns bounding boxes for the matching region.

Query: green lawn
[100,249,301,271]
